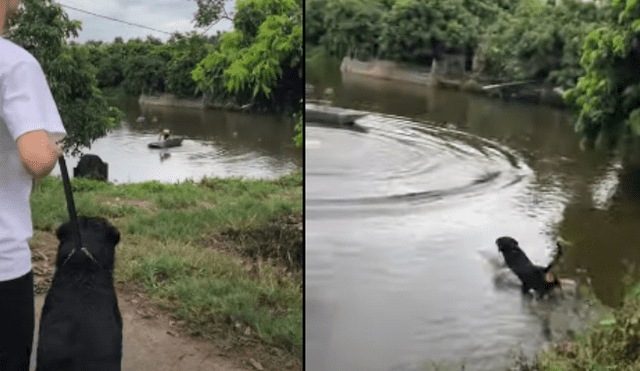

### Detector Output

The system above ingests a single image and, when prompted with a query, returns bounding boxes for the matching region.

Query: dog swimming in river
[36,216,122,371]
[495,236,563,297]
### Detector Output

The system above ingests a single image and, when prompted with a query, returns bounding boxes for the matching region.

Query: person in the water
[158,129,171,141]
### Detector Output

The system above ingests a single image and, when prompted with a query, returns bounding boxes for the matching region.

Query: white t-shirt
[0,36,66,282]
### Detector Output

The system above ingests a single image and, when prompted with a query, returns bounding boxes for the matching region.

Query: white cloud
[57,0,235,43]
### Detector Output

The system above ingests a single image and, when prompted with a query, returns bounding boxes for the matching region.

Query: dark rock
[74,154,108,181]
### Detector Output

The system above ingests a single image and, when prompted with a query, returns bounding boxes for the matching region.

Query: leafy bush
[305,0,327,45]
[562,0,638,146]
[293,107,302,147]
[164,33,214,98]
[319,0,387,61]
[192,0,302,112]
[480,0,608,88]
[378,0,479,65]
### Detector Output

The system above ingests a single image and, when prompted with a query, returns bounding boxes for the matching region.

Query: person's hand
[16,130,66,180]
[48,132,65,158]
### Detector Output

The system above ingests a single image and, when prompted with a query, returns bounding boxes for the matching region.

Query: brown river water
[305,71,640,370]
[50,95,301,183]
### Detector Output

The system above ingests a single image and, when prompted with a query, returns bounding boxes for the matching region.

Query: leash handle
[58,157,83,249]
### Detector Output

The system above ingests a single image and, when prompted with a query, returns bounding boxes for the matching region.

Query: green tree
[307,0,518,62]
[563,0,640,147]
[293,99,302,147]
[93,43,126,88]
[119,39,174,96]
[5,0,122,156]
[319,0,386,61]
[378,0,480,65]
[480,0,608,88]
[463,0,520,23]
[191,0,302,112]
[164,32,217,98]
[305,0,326,46]
[188,0,234,29]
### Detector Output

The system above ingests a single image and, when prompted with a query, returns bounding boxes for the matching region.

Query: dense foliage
[122,42,170,96]
[378,0,480,64]
[480,0,610,89]
[305,0,326,46]
[293,98,302,147]
[307,0,640,151]
[5,0,122,156]
[306,0,516,65]
[164,33,216,97]
[320,0,387,61]
[191,0,302,113]
[563,0,640,148]
[306,0,606,84]
[80,34,220,99]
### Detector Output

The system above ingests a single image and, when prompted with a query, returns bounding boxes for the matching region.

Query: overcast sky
[54,0,235,44]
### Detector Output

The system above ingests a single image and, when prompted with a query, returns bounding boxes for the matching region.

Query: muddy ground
[29,212,303,371]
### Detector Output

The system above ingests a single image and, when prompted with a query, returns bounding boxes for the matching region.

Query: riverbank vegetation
[30,171,303,365]
[504,281,640,371]
[293,100,303,147]
[5,0,302,151]
[306,0,636,149]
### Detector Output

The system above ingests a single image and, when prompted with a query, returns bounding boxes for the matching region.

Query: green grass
[30,171,302,356]
[31,173,302,238]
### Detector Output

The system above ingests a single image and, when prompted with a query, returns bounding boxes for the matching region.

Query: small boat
[136,116,146,123]
[305,103,367,125]
[148,137,184,149]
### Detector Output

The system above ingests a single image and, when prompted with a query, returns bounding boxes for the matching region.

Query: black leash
[58,156,84,250]
[56,156,110,271]
[57,157,105,268]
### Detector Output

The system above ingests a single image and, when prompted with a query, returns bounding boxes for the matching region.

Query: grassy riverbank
[531,283,640,371]
[30,172,303,364]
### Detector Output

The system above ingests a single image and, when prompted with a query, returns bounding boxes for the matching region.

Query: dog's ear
[56,222,71,242]
[107,226,120,246]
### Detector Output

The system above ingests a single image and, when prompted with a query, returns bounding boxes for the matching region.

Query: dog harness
[61,245,103,269]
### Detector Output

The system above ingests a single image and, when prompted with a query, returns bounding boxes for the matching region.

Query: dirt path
[30,283,253,371]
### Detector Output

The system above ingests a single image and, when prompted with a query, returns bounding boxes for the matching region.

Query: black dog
[495,236,562,297]
[74,154,108,181]
[36,216,122,371]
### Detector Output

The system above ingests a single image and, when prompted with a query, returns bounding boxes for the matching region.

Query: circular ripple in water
[306,114,532,213]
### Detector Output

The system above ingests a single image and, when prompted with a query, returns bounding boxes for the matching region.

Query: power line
[54,2,174,36]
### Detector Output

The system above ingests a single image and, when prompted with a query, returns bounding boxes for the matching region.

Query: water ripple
[306,114,532,213]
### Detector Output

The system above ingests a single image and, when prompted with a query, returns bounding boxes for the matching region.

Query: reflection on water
[305,71,632,371]
[50,96,301,183]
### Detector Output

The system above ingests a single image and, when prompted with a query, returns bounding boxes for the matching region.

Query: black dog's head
[496,236,519,254]
[55,216,120,271]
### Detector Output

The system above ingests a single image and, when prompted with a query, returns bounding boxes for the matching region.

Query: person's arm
[16,130,63,180]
